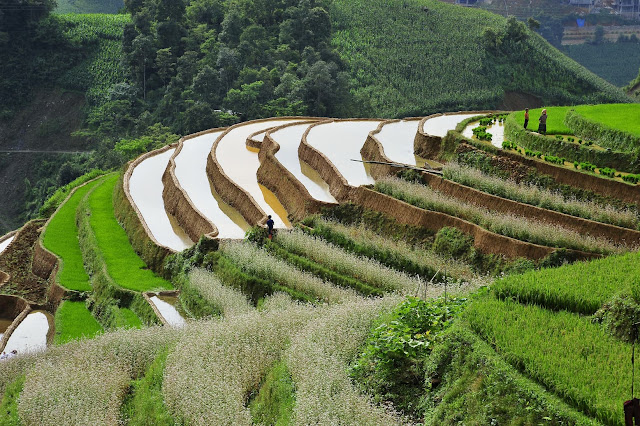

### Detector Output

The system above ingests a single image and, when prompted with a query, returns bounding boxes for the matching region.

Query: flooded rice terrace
[375,119,428,167]
[175,131,249,239]
[150,295,186,327]
[269,123,336,203]
[463,121,505,148]
[0,236,15,254]
[216,119,305,228]
[306,121,382,187]
[129,149,193,251]
[422,113,480,137]
[4,311,52,355]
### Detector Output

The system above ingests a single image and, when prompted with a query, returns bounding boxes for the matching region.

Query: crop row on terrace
[375,176,621,254]
[466,296,637,425]
[442,162,639,229]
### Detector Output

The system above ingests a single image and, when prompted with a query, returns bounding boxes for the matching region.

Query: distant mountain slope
[331,0,630,117]
[55,0,123,14]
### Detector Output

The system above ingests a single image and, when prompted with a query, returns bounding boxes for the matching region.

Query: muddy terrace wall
[299,119,384,201]
[414,111,501,159]
[117,169,172,273]
[257,122,337,221]
[361,123,408,180]
[162,136,218,241]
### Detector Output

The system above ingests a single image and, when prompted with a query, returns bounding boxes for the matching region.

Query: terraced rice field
[374,119,425,166]
[4,311,52,355]
[421,113,479,137]
[129,149,193,251]
[173,130,249,239]
[306,120,382,186]
[268,122,336,203]
[462,121,505,148]
[215,119,305,228]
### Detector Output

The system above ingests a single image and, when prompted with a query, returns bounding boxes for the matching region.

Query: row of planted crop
[466,295,637,425]
[374,176,624,254]
[502,140,640,184]
[441,162,639,229]
[2,296,403,425]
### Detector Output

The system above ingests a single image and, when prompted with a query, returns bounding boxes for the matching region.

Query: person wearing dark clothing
[538,109,547,134]
[524,108,529,129]
[266,215,274,239]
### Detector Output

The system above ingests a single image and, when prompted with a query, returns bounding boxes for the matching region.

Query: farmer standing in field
[266,215,274,239]
[538,109,547,134]
[524,108,529,129]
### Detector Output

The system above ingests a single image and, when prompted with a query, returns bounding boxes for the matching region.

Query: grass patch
[249,360,295,426]
[0,375,25,426]
[494,251,640,315]
[425,324,598,425]
[42,177,104,292]
[512,106,573,134]
[54,300,104,345]
[576,104,640,137]
[88,174,172,292]
[466,295,639,425]
[120,348,176,425]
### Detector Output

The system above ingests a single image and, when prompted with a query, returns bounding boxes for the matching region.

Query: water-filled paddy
[463,121,505,148]
[269,123,336,203]
[422,113,479,137]
[216,119,304,228]
[375,119,429,166]
[306,121,382,186]
[150,295,186,327]
[4,311,52,355]
[0,236,15,254]
[175,131,249,239]
[129,149,193,251]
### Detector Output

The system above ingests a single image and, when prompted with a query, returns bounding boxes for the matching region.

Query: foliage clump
[350,296,466,418]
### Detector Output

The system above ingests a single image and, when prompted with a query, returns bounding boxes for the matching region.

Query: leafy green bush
[599,167,616,178]
[579,161,596,172]
[543,155,565,165]
[432,227,473,260]
[350,296,466,417]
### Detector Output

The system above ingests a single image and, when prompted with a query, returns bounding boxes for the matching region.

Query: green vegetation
[0,375,24,426]
[302,217,474,281]
[55,0,123,14]
[42,178,103,292]
[57,14,129,105]
[563,42,640,87]
[425,324,598,425]
[87,174,172,292]
[120,348,176,425]
[38,169,105,219]
[466,296,638,425]
[512,106,574,134]
[54,300,104,344]
[331,0,627,118]
[351,296,466,417]
[249,361,296,426]
[442,162,639,229]
[575,103,640,138]
[493,251,640,314]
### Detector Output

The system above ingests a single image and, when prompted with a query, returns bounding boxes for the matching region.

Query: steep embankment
[331,0,630,117]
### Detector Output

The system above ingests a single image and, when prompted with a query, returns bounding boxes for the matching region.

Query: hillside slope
[331,0,630,117]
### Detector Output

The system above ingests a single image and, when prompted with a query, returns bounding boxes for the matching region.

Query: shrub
[432,227,473,260]
[599,167,616,178]
[350,296,466,417]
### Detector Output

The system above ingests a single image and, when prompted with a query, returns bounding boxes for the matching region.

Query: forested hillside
[0,0,631,232]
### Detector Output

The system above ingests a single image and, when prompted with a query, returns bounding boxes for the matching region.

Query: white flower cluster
[188,268,253,318]
[278,229,423,295]
[18,326,179,425]
[163,306,318,424]
[285,296,407,425]
[221,241,359,303]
